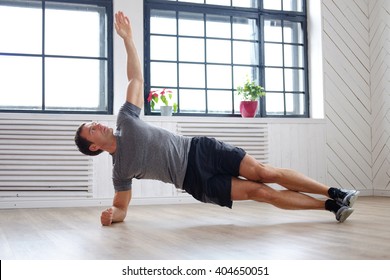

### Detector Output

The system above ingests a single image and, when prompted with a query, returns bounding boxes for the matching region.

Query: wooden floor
[0,196,389,260]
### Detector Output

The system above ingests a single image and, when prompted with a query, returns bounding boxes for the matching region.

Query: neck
[103,135,117,154]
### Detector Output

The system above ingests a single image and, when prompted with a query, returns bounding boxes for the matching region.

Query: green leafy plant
[148,88,178,113]
[236,77,265,101]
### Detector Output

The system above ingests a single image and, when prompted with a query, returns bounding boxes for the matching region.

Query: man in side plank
[75,11,359,226]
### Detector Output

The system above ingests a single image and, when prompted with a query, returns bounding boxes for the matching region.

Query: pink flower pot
[239,100,258,118]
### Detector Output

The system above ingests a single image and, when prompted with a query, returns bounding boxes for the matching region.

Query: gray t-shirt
[111,102,192,192]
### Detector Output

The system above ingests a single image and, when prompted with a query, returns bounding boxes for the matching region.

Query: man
[75,11,359,226]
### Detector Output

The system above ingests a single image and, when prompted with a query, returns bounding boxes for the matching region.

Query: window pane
[151,36,177,61]
[263,0,281,10]
[0,2,42,54]
[45,4,104,57]
[0,56,42,109]
[179,0,204,3]
[179,89,205,113]
[284,21,304,44]
[233,17,258,41]
[285,69,305,92]
[283,0,303,12]
[206,14,231,38]
[208,90,232,113]
[264,43,283,67]
[265,92,284,115]
[232,0,258,8]
[45,58,105,110]
[207,65,232,89]
[151,9,177,35]
[206,0,230,6]
[233,41,258,65]
[264,19,282,42]
[234,94,241,114]
[233,66,259,89]
[179,12,204,37]
[179,63,205,88]
[207,39,231,63]
[284,45,304,67]
[286,93,304,115]
[265,68,284,91]
[179,38,204,62]
[151,62,177,87]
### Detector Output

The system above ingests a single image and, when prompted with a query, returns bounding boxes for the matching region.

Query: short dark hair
[74,123,103,156]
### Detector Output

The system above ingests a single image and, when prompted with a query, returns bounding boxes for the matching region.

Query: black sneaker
[336,189,360,207]
[335,205,354,223]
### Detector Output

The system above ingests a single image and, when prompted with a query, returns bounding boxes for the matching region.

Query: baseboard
[373,189,390,197]
[0,195,197,209]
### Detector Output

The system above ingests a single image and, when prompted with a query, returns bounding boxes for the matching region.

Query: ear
[89,144,100,152]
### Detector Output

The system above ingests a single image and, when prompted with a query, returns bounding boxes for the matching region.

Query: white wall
[5,0,388,209]
[113,0,144,114]
[322,0,371,194]
[369,0,390,195]
[307,0,325,119]
[322,0,390,196]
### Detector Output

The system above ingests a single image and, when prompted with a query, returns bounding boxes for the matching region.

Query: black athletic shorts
[182,136,246,208]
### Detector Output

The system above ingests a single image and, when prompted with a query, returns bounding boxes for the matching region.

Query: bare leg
[239,154,330,197]
[231,177,325,210]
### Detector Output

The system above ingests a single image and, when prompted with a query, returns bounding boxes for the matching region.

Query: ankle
[328,187,345,200]
[325,199,341,213]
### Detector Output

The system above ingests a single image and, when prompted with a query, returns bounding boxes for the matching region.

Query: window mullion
[204,13,208,114]
[42,0,46,111]
[230,15,234,115]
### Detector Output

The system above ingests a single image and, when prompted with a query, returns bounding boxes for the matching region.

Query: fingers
[115,11,126,25]
[124,15,130,25]
[114,11,131,38]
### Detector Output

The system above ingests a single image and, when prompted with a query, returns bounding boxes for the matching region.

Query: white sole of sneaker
[347,190,360,207]
[338,208,354,223]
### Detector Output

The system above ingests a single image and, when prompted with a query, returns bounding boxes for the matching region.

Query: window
[144,0,308,117]
[0,0,113,114]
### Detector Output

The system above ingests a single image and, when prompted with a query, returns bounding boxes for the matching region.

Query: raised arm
[115,11,144,108]
[100,190,132,226]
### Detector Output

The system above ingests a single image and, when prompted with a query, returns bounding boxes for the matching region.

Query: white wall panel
[369,0,390,194]
[267,120,327,184]
[322,0,372,193]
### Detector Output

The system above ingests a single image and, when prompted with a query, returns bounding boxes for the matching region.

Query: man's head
[74,122,112,156]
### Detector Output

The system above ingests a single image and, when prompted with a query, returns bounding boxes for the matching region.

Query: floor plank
[0,196,389,259]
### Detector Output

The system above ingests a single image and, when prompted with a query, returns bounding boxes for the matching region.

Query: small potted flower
[236,77,265,118]
[147,88,178,116]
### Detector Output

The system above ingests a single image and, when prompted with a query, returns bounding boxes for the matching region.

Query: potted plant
[236,78,265,118]
[147,88,178,116]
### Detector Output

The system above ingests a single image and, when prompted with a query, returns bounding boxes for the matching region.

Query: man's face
[80,122,113,152]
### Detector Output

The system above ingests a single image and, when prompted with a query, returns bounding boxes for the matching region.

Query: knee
[247,185,277,203]
[257,165,283,183]
[239,155,283,183]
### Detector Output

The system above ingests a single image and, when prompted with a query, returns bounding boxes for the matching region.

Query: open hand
[114,11,132,40]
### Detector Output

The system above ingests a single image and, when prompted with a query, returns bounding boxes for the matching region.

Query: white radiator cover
[0,116,93,199]
[177,120,268,163]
